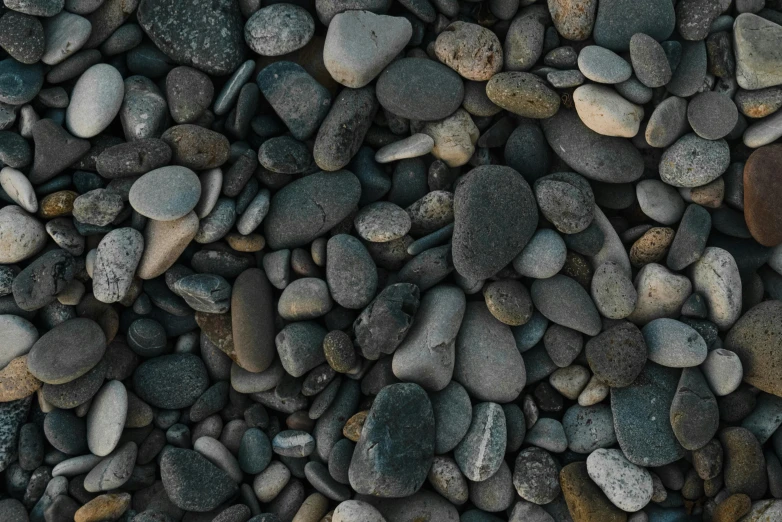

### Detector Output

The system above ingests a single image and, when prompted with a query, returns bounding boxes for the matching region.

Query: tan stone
[629,227,674,267]
[39,190,77,218]
[0,356,41,401]
[293,493,330,522]
[343,410,369,442]
[136,211,199,279]
[225,232,265,252]
[74,492,131,522]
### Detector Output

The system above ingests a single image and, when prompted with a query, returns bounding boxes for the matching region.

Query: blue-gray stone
[0,58,43,105]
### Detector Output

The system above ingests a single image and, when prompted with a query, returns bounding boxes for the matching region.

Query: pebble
[0,356,41,402]
[726,300,782,397]
[486,72,560,118]
[646,96,689,148]
[744,144,782,246]
[374,134,433,164]
[74,492,130,522]
[27,318,105,385]
[0,168,36,213]
[688,92,739,141]
[136,211,199,279]
[578,46,632,84]
[65,64,124,139]
[593,0,675,51]
[692,247,742,330]
[137,0,244,75]
[133,353,208,408]
[435,21,503,81]
[525,417,567,453]
[542,109,644,183]
[422,109,479,168]
[376,58,464,121]
[720,427,768,500]
[531,275,601,336]
[333,499,387,522]
[549,365,590,400]
[453,302,526,402]
[734,13,782,90]
[245,4,314,56]
[349,383,434,497]
[0,206,47,264]
[573,84,643,137]
[427,456,468,505]
[561,461,627,522]
[160,447,239,511]
[165,66,213,124]
[0,59,43,105]
[627,263,692,325]
[129,166,201,221]
[642,318,707,368]
[611,363,685,467]
[264,170,360,249]
[161,124,230,170]
[534,172,595,234]
[324,11,411,89]
[256,61,331,141]
[0,315,38,369]
[587,448,653,512]
[482,280,533,326]
[702,349,744,397]
[630,33,672,88]
[667,203,712,271]
[548,0,597,41]
[585,321,646,387]
[92,228,144,304]
[452,165,537,280]
[670,367,719,451]
[84,441,136,491]
[563,403,616,453]
[454,402,507,482]
[513,447,561,505]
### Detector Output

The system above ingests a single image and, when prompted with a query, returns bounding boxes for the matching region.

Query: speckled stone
[726,301,782,397]
[376,58,464,121]
[138,0,245,75]
[513,447,561,505]
[160,448,239,511]
[486,72,560,118]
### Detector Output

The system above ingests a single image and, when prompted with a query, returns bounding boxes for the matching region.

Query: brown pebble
[225,232,265,252]
[720,427,768,500]
[629,227,674,267]
[292,492,330,522]
[560,461,627,522]
[713,493,752,522]
[39,191,78,218]
[343,410,369,442]
[688,177,724,208]
[744,144,782,246]
[0,356,41,401]
[323,330,356,373]
[74,492,131,522]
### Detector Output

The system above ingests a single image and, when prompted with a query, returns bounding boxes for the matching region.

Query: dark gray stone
[133,354,209,409]
[160,447,239,512]
[376,58,464,121]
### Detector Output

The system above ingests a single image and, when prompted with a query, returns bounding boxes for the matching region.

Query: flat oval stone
[0,206,46,264]
[324,11,411,89]
[591,261,637,319]
[585,321,647,387]
[646,96,689,148]
[578,46,632,84]
[132,353,209,409]
[41,358,106,408]
[531,275,601,336]
[120,75,168,142]
[65,64,124,139]
[573,84,643,138]
[454,402,507,482]
[659,133,730,188]
[333,500,387,522]
[244,4,314,56]
[692,247,742,331]
[726,301,782,397]
[129,166,201,221]
[231,269,277,373]
[542,109,644,183]
[160,447,239,512]
[87,380,128,457]
[349,383,434,497]
[688,91,738,141]
[429,381,472,454]
[587,448,653,512]
[454,301,526,402]
[264,170,361,249]
[744,144,782,246]
[452,165,537,280]
[533,172,595,234]
[428,456,469,505]
[272,430,315,458]
[165,66,213,124]
[642,318,707,367]
[636,179,685,226]
[27,318,106,385]
[630,33,671,88]
[93,228,144,304]
[486,72,560,118]
[96,139,172,179]
[354,202,411,243]
[239,428,272,474]
[137,0,245,76]
[326,234,377,310]
[611,362,685,467]
[376,58,464,121]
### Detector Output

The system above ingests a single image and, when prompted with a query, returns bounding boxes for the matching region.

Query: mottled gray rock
[160,447,239,511]
[454,402,507,482]
[670,367,719,451]
[642,318,707,368]
[349,383,434,497]
[513,447,561,504]
[452,165,537,280]
[645,96,689,148]
[593,0,675,51]
[585,321,647,387]
[531,275,601,336]
[578,46,632,84]
[734,13,782,90]
[692,247,742,331]
[93,228,144,304]
[129,166,201,221]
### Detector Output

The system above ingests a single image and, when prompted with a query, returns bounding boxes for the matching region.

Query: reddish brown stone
[744,144,782,246]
